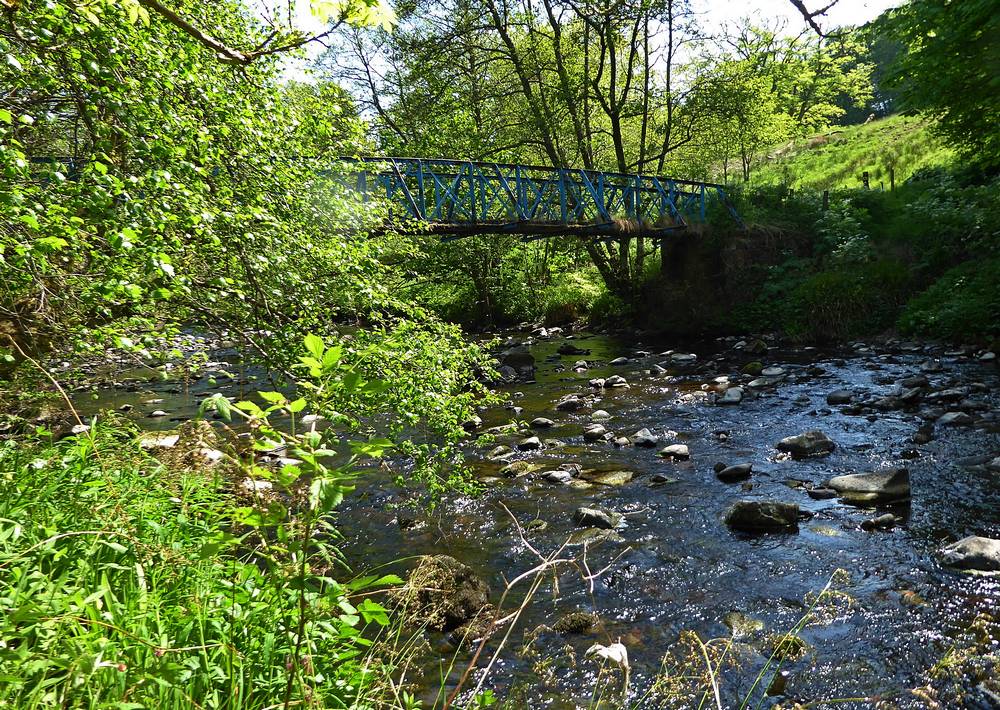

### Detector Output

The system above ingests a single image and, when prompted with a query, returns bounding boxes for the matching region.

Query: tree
[884,0,1000,169]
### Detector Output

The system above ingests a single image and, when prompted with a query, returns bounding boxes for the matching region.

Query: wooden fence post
[862,171,870,189]
[890,168,895,191]
[822,190,829,211]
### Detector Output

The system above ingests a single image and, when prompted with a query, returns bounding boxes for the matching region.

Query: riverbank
[4,326,998,707]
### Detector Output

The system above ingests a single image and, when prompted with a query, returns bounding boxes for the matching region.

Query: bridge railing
[337,157,743,238]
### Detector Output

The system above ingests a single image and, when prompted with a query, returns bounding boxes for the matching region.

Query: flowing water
[73,330,1000,708]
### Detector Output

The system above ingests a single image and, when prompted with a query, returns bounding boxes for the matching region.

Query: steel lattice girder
[338,157,744,238]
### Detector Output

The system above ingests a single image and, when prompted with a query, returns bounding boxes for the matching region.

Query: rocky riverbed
[64,327,1000,708]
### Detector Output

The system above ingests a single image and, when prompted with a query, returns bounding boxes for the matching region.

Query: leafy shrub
[899,258,1000,340]
[540,270,605,325]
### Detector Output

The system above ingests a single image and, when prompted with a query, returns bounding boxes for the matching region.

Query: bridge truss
[340,157,743,240]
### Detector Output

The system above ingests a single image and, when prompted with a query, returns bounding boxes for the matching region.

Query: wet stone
[572,506,623,529]
[827,389,853,405]
[717,463,753,482]
[530,417,555,429]
[938,411,974,426]
[718,387,744,405]
[659,444,690,460]
[939,536,1000,573]
[776,430,836,458]
[826,468,910,504]
[629,428,659,448]
[725,500,800,532]
[517,437,542,451]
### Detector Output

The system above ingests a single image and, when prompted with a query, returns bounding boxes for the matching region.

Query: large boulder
[939,536,1000,572]
[776,431,836,458]
[394,555,492,631]
[725,501,800,532]
[499,346,535,370]
[826,468,910,504]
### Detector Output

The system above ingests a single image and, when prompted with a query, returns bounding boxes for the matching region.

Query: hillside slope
[752,115,954,190]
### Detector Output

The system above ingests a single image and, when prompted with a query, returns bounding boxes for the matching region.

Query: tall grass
[752,115,954,191]
[0,424,397,709]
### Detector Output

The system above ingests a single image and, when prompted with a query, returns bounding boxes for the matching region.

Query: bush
[783,260,912,341]
[540,270,605,325]
[899,258,1000,340]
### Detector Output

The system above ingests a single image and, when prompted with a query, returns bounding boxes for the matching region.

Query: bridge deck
[341,157,743,239]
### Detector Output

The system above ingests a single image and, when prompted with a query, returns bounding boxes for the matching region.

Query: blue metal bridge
[340,157,743,239]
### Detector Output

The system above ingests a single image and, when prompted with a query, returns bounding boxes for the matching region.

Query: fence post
[822,190,829,211]
[890,168,895,191]
[862,171,870,189]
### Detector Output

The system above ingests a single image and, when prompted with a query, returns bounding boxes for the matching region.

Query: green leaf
[303,334,325,360]
[0,109,11,124]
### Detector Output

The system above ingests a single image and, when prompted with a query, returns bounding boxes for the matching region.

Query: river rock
[717,463,753,482]
[573,506,623,529]
[589,378,606,388]
[583,424,607,440]
[488,445,514,460]
[461,415,483,431]
[718,387,744,405]
[543,470,572,483]
[761,366,785,377]
[139,432,180,450]
[530,417,555,429]
[500,460,540,477]
[566,528,625,546]
[939,536,1000,572]
[609,357,629,366]
[826,389,853,405]
[776,430,836,458]
[555,396,583,411]
[517,436,542,451]
[659,444,690,460]
[725,501,799,532]
[672,352,697,363]
[605,375,628,388]
[938,411,974,426]
[394,555,492,631]
[900,374,930,388]
[826,467,910,504]
[860,513,898,531]
[583,470,634,486]
[500,346,535,370]
[590,409,611,421]
[629,428,659,447]
[553,611,598,635]
[558,343,589,356]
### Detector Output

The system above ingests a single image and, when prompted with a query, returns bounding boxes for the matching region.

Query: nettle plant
[199,334,406,700]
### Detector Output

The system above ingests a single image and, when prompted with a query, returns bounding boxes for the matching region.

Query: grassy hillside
[752,115,954,190]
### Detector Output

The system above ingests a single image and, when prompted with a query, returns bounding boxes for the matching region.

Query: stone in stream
[553,611,598,635]
[609,357,629,366]
[651,364,668,375]
[939,536,1000,572]
[555,396,583,412]
[806,487,838,500]
[148,409,169,418]
[139,432,180,450]
[826,389,853,405]
[393,555,492,632]
[826,468,910,504]
[530,417,555,429]
[488,445,514,460]
[573,506,623,529]
[516,437,542,451]
[500,460,541,477]
[566,527,625,546]
[582,470,634,486]
[724,501,800,532]
[659,444,690,460]
[716,463,753,482]
[629,428,659,448]
[761,366,785,377]
[605,375,629,388]
[461,415,483,431]
[589,378,606,388]
[860,513,898,531]
[775,430,836,458]
[671,352,697,363]
[499,346,535,371]
[583,424,607,441]
[557,343,589,356]
[542,470,573,484]
[920,359,944,373]
[718,387,743,405]
[938,411,974,426]
[590,409,611,421]
[900,374,930,388]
